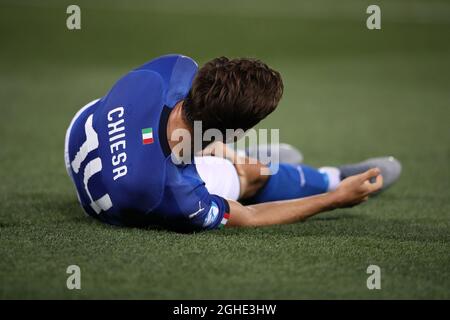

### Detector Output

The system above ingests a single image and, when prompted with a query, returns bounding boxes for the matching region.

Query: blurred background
[0,0,449,299]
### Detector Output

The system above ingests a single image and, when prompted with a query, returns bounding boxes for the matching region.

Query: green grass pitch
[0,0,449,299]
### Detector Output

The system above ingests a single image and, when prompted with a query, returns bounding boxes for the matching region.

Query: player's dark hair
[183,57,283,137]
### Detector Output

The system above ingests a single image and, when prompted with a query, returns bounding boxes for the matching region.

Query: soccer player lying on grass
[64,54,401,232]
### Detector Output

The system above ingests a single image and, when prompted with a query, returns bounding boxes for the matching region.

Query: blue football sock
[249,163,330,204]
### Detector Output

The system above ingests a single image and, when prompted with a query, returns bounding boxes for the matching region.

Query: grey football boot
[243,143,303,164]
[338,156,402,193]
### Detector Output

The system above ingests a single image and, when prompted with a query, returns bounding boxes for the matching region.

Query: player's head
[183,57,283,138]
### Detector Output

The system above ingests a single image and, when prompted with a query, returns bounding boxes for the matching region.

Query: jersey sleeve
[134,54,198,108]
[155,165,231,232]
[184,192,231,231]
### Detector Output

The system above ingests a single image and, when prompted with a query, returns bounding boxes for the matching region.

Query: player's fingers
[360,168,381,181]
[368,174,383,192]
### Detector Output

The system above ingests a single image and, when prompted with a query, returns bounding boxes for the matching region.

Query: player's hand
[331,168,383,208]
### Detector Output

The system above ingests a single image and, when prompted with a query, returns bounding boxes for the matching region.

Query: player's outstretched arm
[226,168,383,227]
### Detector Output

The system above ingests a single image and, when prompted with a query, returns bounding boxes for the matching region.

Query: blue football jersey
[65,54,230,232]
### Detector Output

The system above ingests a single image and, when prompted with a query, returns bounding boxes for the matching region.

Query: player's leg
[196,144,401,203]
[197,142,338,202]
[194,155,333,202]
[248,156,402,204]
[247,163,335,203]
[237,144,401,195]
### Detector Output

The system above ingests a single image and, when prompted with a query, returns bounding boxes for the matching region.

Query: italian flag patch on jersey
[142,128,154,144]
[218,212,230,229]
